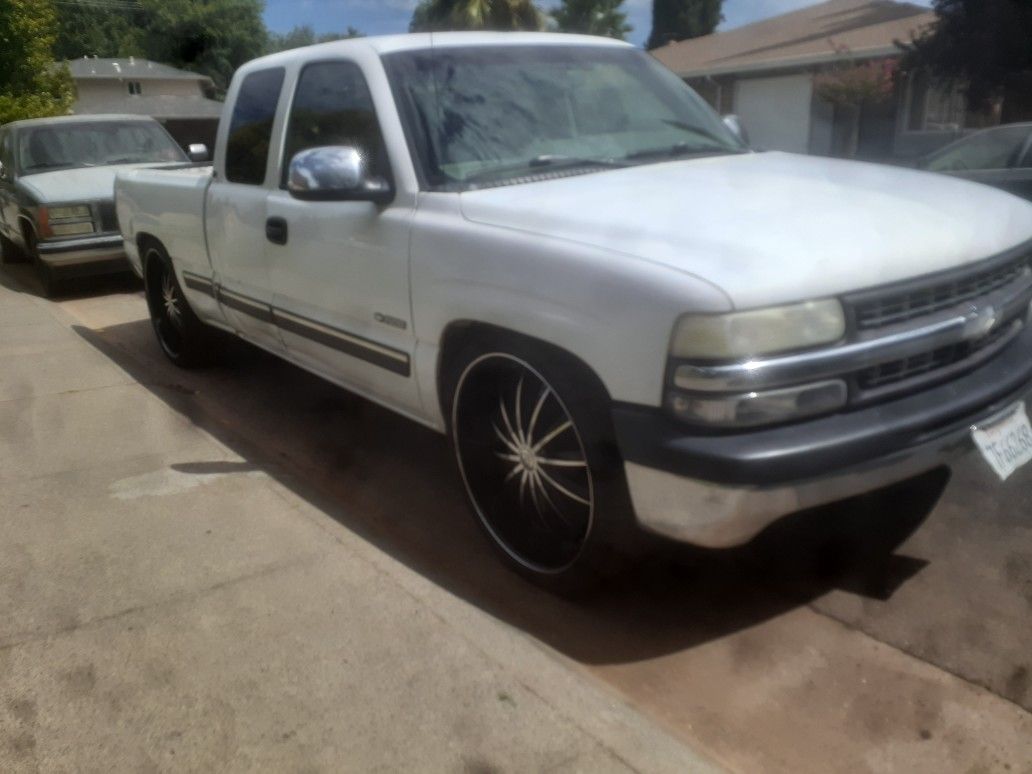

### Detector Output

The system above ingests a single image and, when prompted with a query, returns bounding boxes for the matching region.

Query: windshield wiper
[464,154,627,184]
[22,162,77,172]
[625,142,738,162]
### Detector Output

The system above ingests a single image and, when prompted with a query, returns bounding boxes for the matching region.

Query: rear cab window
[225,67,286,185]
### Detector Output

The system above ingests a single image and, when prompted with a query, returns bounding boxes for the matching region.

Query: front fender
[410,199,732,428]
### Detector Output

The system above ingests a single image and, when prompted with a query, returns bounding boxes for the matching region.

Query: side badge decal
[374,312,408,330]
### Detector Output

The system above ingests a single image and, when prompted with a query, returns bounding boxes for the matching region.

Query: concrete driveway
[1,265,1031,773]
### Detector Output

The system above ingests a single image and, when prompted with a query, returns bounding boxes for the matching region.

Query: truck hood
[19,162,173,204]
[459,152,1032,309]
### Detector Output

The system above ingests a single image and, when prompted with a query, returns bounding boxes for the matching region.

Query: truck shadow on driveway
[73,320,946,665]
[0,261,140,300]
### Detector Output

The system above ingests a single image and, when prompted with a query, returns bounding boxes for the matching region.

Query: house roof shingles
[67,57,213,83]
[651,0,937,78]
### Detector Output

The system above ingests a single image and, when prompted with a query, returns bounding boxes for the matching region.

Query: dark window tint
[282,61,389,185]
[226,68,285,185]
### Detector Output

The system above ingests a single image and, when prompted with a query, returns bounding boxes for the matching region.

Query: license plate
[972,402,1032,481]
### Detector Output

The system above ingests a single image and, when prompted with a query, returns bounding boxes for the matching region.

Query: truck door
[204,66,287,353]
[265,58,419,414]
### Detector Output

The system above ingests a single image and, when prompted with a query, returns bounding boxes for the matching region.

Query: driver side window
[281,60,390,186]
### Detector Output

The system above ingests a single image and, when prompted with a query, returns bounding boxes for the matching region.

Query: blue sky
[264,0,934,48]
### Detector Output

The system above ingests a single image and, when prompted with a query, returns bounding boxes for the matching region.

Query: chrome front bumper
[625,424,973,548]
[37,233,126,268]
[616,326,1032,548]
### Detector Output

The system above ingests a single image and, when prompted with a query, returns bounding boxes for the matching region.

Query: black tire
[25,229,58,297]
[447,334,641,594]
[0,231,27,264]
[143,243,215,368]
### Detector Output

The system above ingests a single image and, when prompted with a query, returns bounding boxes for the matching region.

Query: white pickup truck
[116,32,1032,589]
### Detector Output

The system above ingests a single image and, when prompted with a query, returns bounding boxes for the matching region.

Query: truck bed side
[115,165,215,283]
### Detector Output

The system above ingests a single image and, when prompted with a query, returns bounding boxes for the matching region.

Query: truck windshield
[18,121,186,175]
[383,45,746,191]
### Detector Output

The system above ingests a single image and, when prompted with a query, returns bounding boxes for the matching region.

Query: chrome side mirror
[287,146,393,204]
[187,143,209,162]
[722,114,750,146]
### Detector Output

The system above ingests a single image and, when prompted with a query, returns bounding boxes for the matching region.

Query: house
[651,0,980,161]
[67,57,223,151]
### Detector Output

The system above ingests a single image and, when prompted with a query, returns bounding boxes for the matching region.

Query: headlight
[48,205,91,220]
[38,204,95,238]
[670,300,846,360]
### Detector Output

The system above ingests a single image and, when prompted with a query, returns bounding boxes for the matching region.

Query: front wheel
[0,231,27,264]
[25,230,58,297]
[144,245,214,368]
[449,342,640,592]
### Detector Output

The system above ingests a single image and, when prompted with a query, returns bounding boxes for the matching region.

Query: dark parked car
[918,122,1032,201]
[0,114,202,295]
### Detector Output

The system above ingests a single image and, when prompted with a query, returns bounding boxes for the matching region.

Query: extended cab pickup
[115,33,1032,589]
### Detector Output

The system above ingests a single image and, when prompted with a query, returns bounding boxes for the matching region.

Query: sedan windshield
[383,45,746,191]
[18,121,186,175]
[924,125,1032,173]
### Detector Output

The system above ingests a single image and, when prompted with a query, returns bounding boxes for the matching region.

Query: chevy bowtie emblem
[964,303,999,340]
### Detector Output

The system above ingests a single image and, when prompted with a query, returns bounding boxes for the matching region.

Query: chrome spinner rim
[452,353,594,574]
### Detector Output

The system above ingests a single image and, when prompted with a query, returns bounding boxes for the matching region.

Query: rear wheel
[449,339,640,593]
[144,244,214,367]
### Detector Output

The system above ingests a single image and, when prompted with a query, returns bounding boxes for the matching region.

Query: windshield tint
[17,121,186,175]
[383,45,745,191]
[925,125,1032,172]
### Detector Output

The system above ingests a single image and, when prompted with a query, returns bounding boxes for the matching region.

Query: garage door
[734,74,813,154]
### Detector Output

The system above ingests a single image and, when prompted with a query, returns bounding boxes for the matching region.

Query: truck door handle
[265,217,288,245]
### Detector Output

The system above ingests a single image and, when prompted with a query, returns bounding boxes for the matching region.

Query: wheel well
[436,320,612,430]
[17,216,35,246]
[136,234,163,274]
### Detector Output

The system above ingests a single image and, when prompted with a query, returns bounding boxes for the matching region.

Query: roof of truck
[250,31,631,70]
[2,114,162,131]
[360,31,631,54]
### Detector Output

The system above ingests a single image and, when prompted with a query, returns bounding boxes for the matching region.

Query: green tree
[52,0,267,91]
[0,0,74,125]
[410,0,546,32]
[902,0,1032,118]
[267,24,364,54]
[551,0,631,39]
[646,0,722,50]
[136,0,268,91]
[53,2,145,60]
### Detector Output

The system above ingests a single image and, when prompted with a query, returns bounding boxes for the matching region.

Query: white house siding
[75,78,206,109]
[734,74,814,153]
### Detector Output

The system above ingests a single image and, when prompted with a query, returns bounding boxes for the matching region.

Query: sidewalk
[0,279,714,772]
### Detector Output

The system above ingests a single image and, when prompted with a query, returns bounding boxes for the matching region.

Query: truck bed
[115,164,214,279]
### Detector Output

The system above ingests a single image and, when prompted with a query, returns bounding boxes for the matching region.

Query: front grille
[97,202,118,233]
[856,320,1017,392]
[853,254,1031,331]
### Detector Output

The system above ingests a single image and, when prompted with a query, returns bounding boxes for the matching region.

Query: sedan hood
[19,162,172,204]
[459,152,1032,309]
